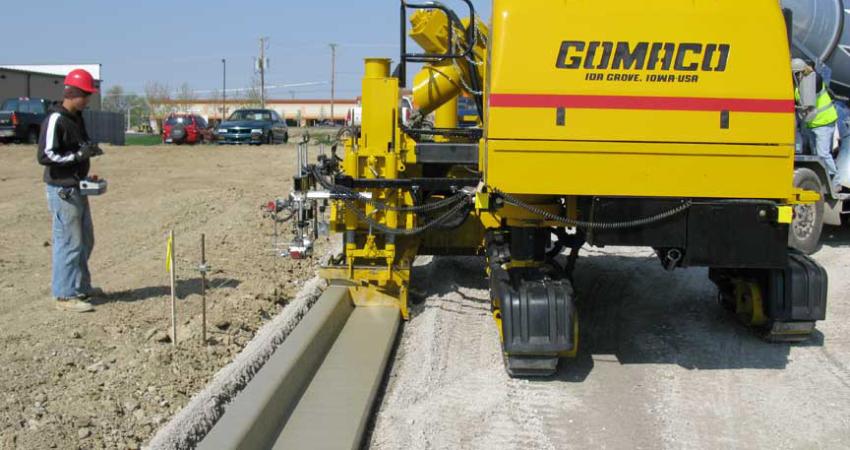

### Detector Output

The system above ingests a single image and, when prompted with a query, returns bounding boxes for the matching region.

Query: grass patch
[125,134,162,146]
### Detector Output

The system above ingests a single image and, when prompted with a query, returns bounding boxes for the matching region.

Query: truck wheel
[266,132,273,145]
[789,168,825,254]
[27,128,39,144]
[283,132,289,144]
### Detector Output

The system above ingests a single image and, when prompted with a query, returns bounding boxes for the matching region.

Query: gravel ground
[0,143,326,449]
[369,232,850,449]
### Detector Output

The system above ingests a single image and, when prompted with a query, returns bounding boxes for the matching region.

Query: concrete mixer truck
[782,0,850,252]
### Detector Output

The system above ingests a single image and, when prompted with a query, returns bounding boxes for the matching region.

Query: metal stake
[169,230,177,346]
[200,234,207,345]
[312,202,319,240]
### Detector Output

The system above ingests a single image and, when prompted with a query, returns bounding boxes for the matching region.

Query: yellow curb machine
[299,0,828,376]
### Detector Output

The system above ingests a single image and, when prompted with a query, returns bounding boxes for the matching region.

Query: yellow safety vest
[795,86,839,128]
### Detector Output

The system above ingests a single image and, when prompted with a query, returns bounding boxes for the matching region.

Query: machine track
[197,287,400,450]
[763,321,817,343]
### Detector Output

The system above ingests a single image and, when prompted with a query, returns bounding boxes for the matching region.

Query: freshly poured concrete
[196,283,401,450]
[273,306,401,450]
[198,286,354,450]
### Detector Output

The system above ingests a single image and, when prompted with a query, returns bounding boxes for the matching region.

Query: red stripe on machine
[489,94,794,113]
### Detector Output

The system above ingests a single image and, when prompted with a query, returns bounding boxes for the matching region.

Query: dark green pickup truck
[0,97,49,144]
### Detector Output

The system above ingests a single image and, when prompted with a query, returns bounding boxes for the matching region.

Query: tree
[175,82,197,112]
[103,85,129,113]
[126,95,151,131]
[144,81,172,118]
[208,88,228,121]
[244,74,262,107]
[102,85,151,131]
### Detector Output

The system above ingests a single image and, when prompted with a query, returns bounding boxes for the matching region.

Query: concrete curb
[146,276,328,450]
[197,286,354,449]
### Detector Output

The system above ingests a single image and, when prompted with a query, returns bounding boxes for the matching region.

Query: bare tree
[207,88,226,122]
[144,81,172,118]
[175,82,197,112]
[103,85,129,113]
[244,74,263,107]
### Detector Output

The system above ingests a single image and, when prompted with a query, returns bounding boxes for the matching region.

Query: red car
[162,114,210,145]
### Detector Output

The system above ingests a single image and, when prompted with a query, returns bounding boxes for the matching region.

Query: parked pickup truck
[0,98,50,144]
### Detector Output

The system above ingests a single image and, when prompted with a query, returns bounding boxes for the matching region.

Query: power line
[102,81,330,98]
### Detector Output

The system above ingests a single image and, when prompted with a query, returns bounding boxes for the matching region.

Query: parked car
[162,114,211,145]
[0,98,50,144]
[215,109,289,145]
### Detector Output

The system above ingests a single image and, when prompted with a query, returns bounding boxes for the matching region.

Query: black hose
[491,188,693,231]
[309,165,469,214]
[344,194,472,236]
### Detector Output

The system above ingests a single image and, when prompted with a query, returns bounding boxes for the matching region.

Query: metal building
[0,64,103,109]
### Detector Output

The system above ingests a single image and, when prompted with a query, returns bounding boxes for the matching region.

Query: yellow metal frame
[320,1,815,374]
[733,279,768,327]
[320,267,411,320]
[485,0,798,202]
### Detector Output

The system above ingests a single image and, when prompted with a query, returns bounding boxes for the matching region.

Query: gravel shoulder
[0,143,325,449]
[369,233,850,449]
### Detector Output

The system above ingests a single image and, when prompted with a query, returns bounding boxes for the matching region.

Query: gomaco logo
[556,41,730,72]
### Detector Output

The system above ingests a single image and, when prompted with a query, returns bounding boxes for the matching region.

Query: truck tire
[283,132,289,144]
[789,168,825,254]
[27,128,39,145]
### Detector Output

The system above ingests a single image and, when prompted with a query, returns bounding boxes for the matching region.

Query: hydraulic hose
[490,188,693,231]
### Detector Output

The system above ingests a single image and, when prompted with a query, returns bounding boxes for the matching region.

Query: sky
[4,0,492,100]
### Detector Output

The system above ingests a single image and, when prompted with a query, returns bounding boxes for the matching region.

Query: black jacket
[36,105,90,187]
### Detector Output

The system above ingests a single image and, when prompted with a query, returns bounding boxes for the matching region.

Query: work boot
[55,298,95,313]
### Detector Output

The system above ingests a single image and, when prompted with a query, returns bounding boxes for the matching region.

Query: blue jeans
[46,185,94,299]
[805,124,839,179]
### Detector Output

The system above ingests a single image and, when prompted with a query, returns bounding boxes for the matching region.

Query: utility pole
[330,43,338,125]
[258,37,269,109]
[222,58,227,122]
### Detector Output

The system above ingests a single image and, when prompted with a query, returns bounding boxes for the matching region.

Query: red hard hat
[64,69,99,94]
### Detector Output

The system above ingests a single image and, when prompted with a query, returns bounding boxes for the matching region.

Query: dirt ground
[0,142,326,449]
[370,234,850,449]
[4,140,850,449]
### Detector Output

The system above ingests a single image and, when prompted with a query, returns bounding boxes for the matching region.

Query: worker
[835,101,850,190]
[37,69,104,313]
[793,58,841,190]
